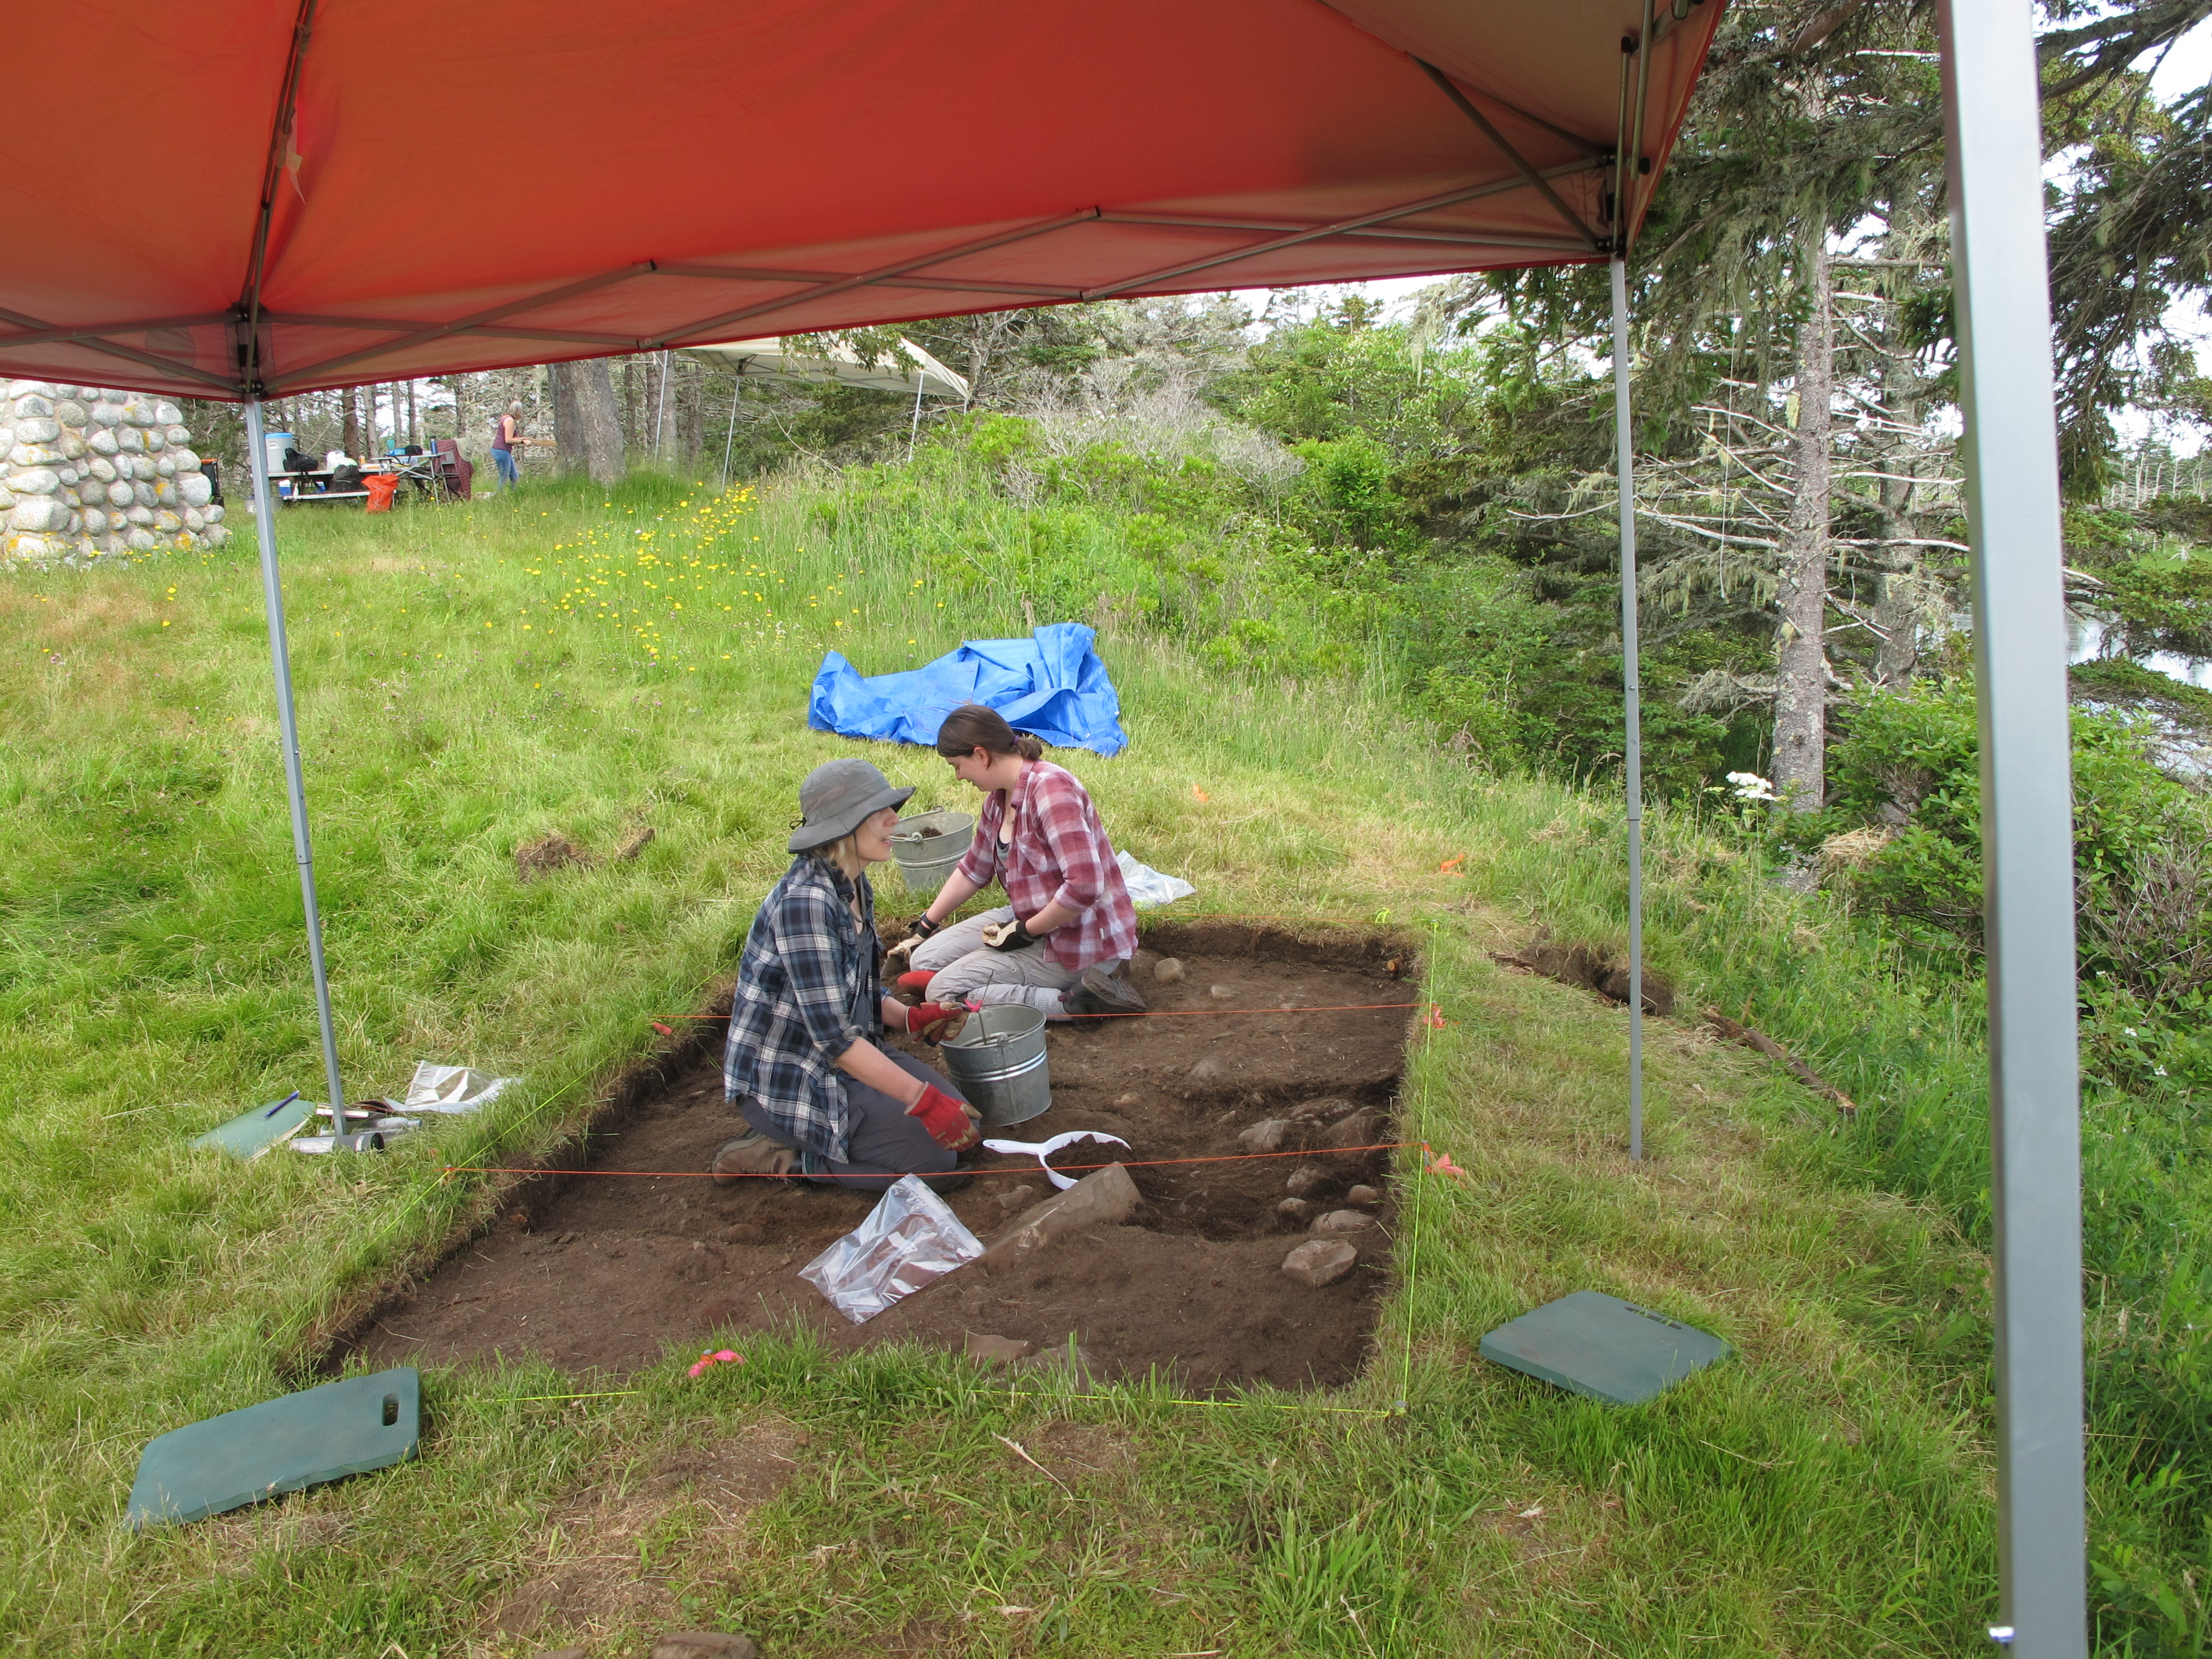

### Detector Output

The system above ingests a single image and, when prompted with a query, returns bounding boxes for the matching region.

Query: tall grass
[0,463,2080,1654]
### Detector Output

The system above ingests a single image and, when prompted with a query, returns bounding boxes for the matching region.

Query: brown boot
[709,1131,797,1186]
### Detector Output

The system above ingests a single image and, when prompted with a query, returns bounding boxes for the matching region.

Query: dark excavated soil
[354,922,1418,1392]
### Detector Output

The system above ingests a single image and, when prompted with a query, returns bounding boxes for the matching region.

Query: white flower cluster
[1,380,229,569]
[1727,771,1780,803]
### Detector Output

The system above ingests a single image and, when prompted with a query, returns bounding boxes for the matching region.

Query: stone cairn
[1,379,229,569]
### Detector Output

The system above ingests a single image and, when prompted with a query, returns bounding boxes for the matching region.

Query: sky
[1238,22,2212,451]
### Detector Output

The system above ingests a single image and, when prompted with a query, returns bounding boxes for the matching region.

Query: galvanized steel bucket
[889,808,975,897]
[939,1004,1051,1128]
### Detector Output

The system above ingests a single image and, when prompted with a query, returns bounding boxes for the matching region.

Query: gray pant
[911,905,1118,1020]
[739,1048,964,1194]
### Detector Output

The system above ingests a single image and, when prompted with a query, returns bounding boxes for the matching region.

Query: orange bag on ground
[364,473,400,512]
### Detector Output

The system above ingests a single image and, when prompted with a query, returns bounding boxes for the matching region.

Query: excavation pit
[356,922,1419,1392]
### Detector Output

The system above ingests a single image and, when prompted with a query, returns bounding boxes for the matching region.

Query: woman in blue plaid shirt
[714,758,982,1191]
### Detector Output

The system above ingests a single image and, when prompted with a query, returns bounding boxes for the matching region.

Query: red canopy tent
[0,4,2085,1649]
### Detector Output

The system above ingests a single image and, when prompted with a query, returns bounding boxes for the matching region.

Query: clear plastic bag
[799,1174,985,1324]
[1116,850,1196,910]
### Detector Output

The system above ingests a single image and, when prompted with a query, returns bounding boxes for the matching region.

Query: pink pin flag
[1427,1151,1469,1179]
[688,1349,744,1378]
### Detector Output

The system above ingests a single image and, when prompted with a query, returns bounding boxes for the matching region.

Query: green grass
[1,471,2006,1654]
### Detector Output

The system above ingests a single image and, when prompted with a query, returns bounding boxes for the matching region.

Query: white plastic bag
[799,1174,984,1324]
[1116,850,1196,910]
[403,1062,520,1114]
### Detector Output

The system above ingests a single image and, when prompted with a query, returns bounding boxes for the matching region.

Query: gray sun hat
[788,757,915,852]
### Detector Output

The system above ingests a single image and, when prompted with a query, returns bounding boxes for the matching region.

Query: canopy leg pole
[907,369,927,463]
[1940,1,2086,1651]
[1609,256,1644,1162]
[244,401,347,1134]
[720,375,742,491]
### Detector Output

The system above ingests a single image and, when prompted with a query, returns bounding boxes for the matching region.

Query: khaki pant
[911,906,1121,1020]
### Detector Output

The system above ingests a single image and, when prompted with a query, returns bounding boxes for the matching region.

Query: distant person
[886,704,1145,1022]
[491,400,525,489]
[713,759,980,1191]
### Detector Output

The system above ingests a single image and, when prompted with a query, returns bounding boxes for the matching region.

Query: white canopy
[688,336,970,400]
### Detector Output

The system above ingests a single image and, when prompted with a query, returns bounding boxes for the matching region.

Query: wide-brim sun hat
[789,757,914,852]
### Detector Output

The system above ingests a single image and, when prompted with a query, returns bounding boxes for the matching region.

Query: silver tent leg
[720,374,742,491]
[1940,2,2086,1652]
[244,401,348,1131]
[1609,256,1645,1162]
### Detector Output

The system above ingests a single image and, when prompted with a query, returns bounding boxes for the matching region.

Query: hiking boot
[709,1131,797,1186]
[1064,963,1146,1022]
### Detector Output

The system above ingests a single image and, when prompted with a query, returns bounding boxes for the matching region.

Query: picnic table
[276,450,453,507]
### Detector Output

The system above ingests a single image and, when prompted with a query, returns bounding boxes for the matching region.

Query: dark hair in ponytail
[935,703,1044,763]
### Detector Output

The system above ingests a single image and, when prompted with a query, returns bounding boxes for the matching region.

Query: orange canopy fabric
[0,1,1723,403]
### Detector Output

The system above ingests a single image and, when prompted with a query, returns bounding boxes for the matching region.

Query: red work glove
[907,1083,981,1150]
[903,1001,971,1045]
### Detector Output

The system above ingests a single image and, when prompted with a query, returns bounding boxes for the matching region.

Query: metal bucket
[939,1004,1051,1128]
[890,808,975,897]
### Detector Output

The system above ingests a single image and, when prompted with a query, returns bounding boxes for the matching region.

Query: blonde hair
[809,831,865,882]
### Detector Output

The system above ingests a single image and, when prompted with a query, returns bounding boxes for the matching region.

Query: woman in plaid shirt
[712,757,982,1190]
[890,705,1147,1022]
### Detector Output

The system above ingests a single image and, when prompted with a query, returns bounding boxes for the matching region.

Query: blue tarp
[807,623,1128,756]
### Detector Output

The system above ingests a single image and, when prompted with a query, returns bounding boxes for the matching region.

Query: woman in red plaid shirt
[891,705,1147,1021]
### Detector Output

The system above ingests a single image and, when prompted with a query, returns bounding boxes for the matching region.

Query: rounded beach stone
[10,497,72,532]
[87,427,118,454]
[154,402,183,426]
[178,471,211,506]
[60,434,83,459]
[156,455,176,477]
[54,400,87,427]
[206,524,230,545]
[10,533,52,560]
[126,504,153,526]
[0,486,13,511]
[87,456,115,481]
[164,424,192,444]
[14,416,60,444]
[115,427,142,452]
[81,508,106,535]
[170,446,198,470]
[206,503,224,523]
[1282,1238,1358,1287]
[153,509,181,533]
[126,528,156,551]
[106,480,133,507]
[133,481,155,508]
[155,480,176,506]
[181,507,203,531]
[12,443,64,468]
[89,401,124,426]
[1311,1209,1378,1239]
[13,467,59,495]
[12,394,54,419]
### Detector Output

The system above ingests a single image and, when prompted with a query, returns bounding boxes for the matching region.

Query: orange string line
[440,1142,1419,1181]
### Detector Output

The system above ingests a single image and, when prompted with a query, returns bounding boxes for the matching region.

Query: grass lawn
[0,471,1999,1655]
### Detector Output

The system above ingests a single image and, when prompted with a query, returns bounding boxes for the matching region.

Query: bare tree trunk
[676,355,705,465]
[572,358,626,489]
[1872,557,1921,687]
[1772,235,1835,812]
[406,380,418,447]
[548,362,584,475]
[340,386,360,457]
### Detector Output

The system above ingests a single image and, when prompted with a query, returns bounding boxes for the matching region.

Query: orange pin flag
[651,1022,675,1036]
[1427,1151,1469,1179]
[1192,786,1210,802]
[1426,1004,1446,1028]
[1438,854,1464,873]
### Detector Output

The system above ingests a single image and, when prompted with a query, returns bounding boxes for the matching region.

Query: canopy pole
[907,362,927,463]
[243,401,347,1133]
[720,374,742,491]
[1609,255,1644,1162]
[1939,0,2086,1651]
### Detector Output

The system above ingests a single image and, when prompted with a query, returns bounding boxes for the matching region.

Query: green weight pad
[190,1095,315,1159]
[1480,1291,1728,1407]
[127,1367,420,1528]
